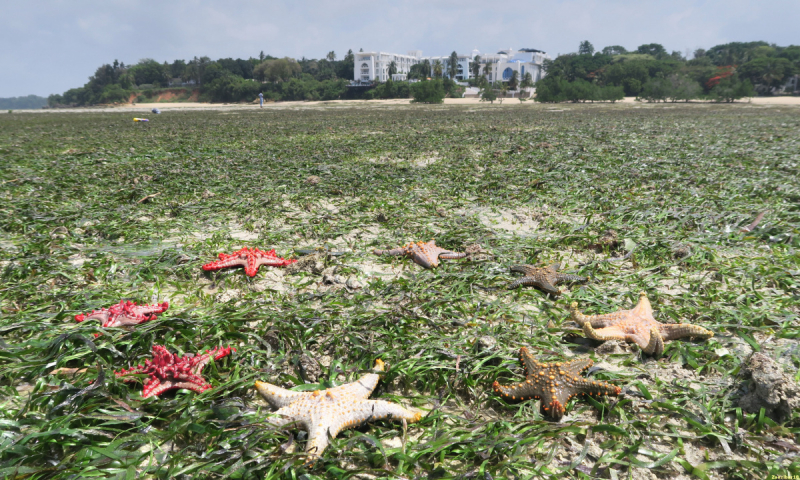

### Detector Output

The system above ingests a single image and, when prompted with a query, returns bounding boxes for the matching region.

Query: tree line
[534,41,799,103]
[47,50,358,106]
[0,95,48,110]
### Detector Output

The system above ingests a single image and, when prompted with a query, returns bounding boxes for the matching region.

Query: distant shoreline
[4,96,799,113]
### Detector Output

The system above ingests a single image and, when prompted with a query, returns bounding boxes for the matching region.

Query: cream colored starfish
[570,291,714,358]
[255,359,421,464]
[373,239,466,268]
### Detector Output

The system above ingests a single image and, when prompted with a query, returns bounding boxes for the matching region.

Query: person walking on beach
[258,92,264,108]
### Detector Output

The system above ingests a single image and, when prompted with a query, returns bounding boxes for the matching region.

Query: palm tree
[433,60,443,78]
[482,62,492,82]
[448,51,459,79]
[508,70,519,90]
[470,55,481,78]
[388,61,397,78]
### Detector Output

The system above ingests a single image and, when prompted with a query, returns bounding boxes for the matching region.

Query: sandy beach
[5,95,800,114]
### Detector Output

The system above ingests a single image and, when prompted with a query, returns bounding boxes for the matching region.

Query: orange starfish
[255,359,421,464]
[493,347,620,420]
[570,291,714,358]
[373,239,466,268]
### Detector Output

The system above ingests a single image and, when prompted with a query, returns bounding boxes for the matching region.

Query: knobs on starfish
[570,291,714,358]
[75,300,169,328]
[492,347,620,420]
[508,263,587,295]
[115,344,235,398]
[373,239,466,269]
[202,247,296,277]
[255,359,422,464]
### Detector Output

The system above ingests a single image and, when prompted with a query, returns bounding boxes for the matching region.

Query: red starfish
[202,247,296,277]
[75,300,169,328]
[115,345,235,398]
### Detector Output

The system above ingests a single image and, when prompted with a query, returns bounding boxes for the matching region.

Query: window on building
[502,67,513,80]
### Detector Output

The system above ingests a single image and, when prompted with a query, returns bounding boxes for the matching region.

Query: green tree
[411,79,445,104]
[579,41,595,56]
[482,62,492,81]
[601,45,627,55]
[738,57,796,93]
[255,58,301,83]
[448,51,459,79]
[708,76,755,102]
[470,55,481,78]
[388,61,397,78]
[636,43,667,58]
[130,59,169,87]
[479,83,497,103]
[521,72,533,89]
[326,51,336,62]
[433,60,443,78]
[508,70,519,90]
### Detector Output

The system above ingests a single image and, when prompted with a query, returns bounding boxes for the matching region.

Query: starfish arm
[582,324,628,342]
[127,301,169,317]
[304,423,333,461]
[510,265,537,276]
[171,380,214,394]
[640,327,665,357]
[510,276,560,294]
[328,373,381,399]
[412,251,437,268]
[373,247,406,257]
[75,310,111,324]
[492,379,541,401]
[570,302,627,328]
[659,323,714,342]
[330,399,421,436]
[142,378,169,399]
[202,257,247,272]
[438,251,467,260]
[555,273,587,285]
[518,347,541,375]
[105,313,152,328]
[327,359,386,398]
[255,381,310,408]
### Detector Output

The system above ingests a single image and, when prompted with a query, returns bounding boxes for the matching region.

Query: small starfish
[508,263,587,295]
[75,300,169,328]
[373,239,466,268]
[255,359,422,464]
[202,247,296,277]
[493,347,620,420]
[570,291,714,358]
[116,345,235,398]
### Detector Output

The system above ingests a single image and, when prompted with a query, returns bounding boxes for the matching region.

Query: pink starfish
[75,300,169,328]
[202,247,296,277]
[115,345,235,398]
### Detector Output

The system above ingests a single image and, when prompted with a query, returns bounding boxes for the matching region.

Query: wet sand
[6,96,800,114]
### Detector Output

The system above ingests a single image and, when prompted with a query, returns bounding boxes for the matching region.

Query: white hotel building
[353,48,550,84]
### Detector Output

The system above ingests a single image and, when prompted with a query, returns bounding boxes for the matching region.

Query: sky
[1,0,798,98]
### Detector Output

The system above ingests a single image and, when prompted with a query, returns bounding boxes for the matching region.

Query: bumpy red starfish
[202,247,296,277]
[493,347,620,420]
[373,239,466,268]
[116,345,235,398]
[75,300,169,328]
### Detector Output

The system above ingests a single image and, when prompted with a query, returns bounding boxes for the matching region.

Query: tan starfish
[373,239,466,268]
[570,291,714,358]
[255,359,421,464]
[493,347,620,420]
[508,263,587,295]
